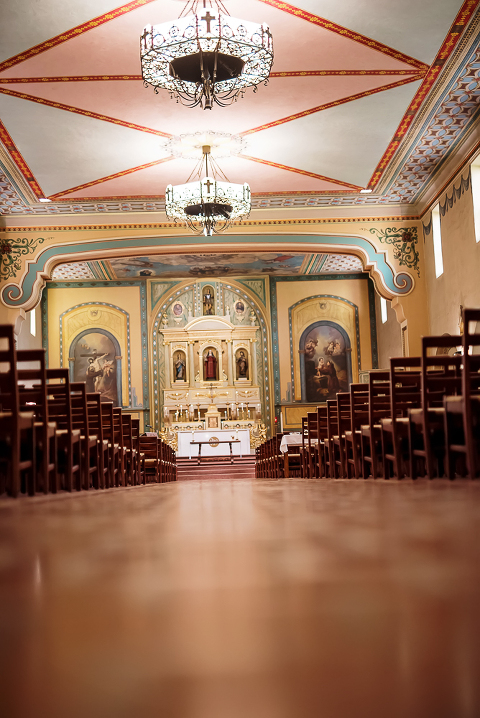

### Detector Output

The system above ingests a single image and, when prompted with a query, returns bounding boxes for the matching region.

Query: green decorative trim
[270,274,372,409]
[1,236,45,280]
[150,280,181,310]
[369,226,420,277]
[237,278,267,305]
[42,281,150,421]
[288,295,361,401]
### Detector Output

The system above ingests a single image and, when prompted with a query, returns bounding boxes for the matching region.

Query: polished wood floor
[1,478,480,718]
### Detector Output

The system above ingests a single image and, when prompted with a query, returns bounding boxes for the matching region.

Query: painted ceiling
[0,0,479,216]
[50,252,365,279]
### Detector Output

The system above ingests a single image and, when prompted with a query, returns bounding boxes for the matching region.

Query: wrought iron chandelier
[140,0,274,110]
[165,144,251,236]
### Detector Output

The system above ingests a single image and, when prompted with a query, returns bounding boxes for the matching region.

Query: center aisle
[1,479,480,718]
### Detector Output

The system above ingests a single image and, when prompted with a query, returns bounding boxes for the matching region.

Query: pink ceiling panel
[0,73,418,137]
[0,0,417,79]
[54,155,352,199]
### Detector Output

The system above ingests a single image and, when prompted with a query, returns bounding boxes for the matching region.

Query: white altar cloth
[177,429,252,458]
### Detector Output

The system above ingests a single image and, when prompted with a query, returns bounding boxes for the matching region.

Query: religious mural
[301,323,352,403]
[72,331,119,405]
[108,253,306,278]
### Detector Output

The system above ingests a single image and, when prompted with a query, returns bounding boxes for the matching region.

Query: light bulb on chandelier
[165,144,251,236]
[140,0,274,110]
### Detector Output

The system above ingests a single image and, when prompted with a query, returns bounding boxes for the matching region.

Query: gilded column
[227,340,234,384]
[164,342,171,390]
[251,338,258,385]
[188,341,195,385]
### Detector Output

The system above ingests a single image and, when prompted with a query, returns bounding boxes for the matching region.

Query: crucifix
[141,26,151,48]
[208,382,217,404]
[201,11,215,33]
[204,178,213,192]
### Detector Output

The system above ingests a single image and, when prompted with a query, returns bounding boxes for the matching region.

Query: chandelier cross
[201,11,215,32]
[204,178,214,192]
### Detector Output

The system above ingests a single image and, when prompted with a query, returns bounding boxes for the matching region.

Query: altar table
[177,429,251,458]
[190,439,241,465]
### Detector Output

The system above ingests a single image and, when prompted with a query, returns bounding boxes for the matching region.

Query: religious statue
[204,349,217,381]
[236,350,249,379]
[203,287,214,315]
[174,353,186,381]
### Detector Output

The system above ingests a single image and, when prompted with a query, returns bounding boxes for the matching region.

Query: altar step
[176,455,256,481]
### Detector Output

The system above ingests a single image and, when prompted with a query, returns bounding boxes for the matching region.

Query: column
[188,341,195,385]
[164,342,171,390]
[251,339,258,385]
[227,340,234,384]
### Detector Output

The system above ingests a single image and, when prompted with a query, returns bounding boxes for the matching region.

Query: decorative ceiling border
[0,121,43,198]
[1,233,416,311]
[0,70,426,83]
[259,0,428,70]
[0,0,156,72]
[0,216,421,233]
[367,0,480,189]
[380,43,480,204]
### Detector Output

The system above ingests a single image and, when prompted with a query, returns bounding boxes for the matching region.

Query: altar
[177,429,252,458]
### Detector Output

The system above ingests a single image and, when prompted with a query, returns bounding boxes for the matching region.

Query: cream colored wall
[275,278,373,402]
[46,285,143,408]
[424,172,480,336]
[375,293,403,368]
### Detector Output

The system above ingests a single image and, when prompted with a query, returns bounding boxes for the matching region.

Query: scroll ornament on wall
[369,227,420,277]
[0,236,45,281]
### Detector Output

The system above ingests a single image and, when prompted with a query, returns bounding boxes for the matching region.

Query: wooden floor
[1,478,480,718]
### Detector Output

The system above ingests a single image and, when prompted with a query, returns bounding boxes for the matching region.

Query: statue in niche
[236,350,249,379]
[174,353,186,381]
[204,348,218,381]
[203,286,214,315]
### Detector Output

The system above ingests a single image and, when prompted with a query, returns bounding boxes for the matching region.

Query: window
[380,297,388,324]
[431,204,444,278]
[29,309,36,337]
[471,163,480,242]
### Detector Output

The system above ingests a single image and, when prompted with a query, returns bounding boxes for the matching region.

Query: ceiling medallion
[165,131,246,160]
[165,144,251,236]
[140,0,274,110]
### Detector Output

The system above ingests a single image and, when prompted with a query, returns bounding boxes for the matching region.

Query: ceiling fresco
[0,0,479,216]
[50,253,365,280]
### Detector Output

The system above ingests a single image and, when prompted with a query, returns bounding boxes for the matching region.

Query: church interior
[1,1,480,716]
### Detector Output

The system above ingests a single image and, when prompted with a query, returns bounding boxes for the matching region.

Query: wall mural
[71,330,120,405]
[301,322,352,403]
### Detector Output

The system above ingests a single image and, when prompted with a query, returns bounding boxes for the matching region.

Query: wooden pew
[444,308,480,478]
[46,368,82,492]
[70,381,100,490]
[409,337,462,479]
[381,358,422,480]
[333,392,351,478]
[0,325,36,497]
[344,383,369,479]
[17,348,58,495]
[360,371,390,479]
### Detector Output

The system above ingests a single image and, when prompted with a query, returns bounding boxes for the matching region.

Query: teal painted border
[1,233,414,308]
[58,301,132,407]
[151,279,271,432]
[270,274,378,415]
[42,281,149,421]
[150,280,181,310]
[237,278,267,305]
[288,295,361,401]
